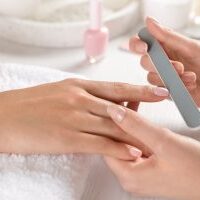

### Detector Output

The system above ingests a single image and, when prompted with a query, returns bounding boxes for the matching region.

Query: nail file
[138,27,200,128]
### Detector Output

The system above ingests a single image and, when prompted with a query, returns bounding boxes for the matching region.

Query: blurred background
[0,0,199,48]
[0,0,199,73]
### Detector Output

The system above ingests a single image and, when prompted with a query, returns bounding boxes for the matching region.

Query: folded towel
[0,63,96,200]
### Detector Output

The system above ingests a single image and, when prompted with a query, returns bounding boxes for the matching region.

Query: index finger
[82,81,169,103]
[129,36,148,54]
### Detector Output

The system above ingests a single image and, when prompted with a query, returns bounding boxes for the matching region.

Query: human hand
[105,104,200,200]
[0,78,168,159]
[130,17,200,106]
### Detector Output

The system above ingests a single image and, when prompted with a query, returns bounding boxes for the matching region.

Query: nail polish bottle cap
[90,0,102,30]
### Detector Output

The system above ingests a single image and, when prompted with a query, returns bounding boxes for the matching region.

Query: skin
[0,78,168,159]
[130,17,200,106]
[104,18,200,200]
[106,104,200,200]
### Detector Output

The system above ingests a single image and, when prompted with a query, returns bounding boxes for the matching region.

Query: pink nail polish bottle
[84,0,109,64]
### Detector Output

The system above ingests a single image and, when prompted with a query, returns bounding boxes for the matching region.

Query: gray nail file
[138,27,200,128]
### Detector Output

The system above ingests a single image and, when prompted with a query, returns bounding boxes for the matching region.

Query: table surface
[0,26,199,200]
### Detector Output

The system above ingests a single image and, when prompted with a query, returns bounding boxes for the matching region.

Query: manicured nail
[147,16,164,30]
[107,105,126,123]
[182,73,196,83]
[126,145,142,158]
[153,87,169,97]
[136,43,148,53]
[147,16,160,25]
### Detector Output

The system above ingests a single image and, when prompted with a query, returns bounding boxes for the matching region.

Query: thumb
[107,104,170,153]
[146,17,193,55]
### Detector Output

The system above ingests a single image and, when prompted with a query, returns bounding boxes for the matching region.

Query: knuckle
[50,81,65,91]
[142,85,153,96]
[65,78,84,86]
[67,90,88,106]
[58,78,85,92]
[75,91,87,102]
[112,82,129,96]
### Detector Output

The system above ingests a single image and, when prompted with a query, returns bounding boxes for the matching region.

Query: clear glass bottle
[84,0,109,64]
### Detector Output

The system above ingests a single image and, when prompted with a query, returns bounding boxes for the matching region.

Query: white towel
[0,63,199,200]
[0,63,97,200]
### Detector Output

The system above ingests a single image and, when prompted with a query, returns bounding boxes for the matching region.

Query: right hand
[0,78,168,159]
[105,104,200,199]
[130,17,200,106]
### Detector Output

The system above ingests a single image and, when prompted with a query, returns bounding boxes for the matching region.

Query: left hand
[105,104,200,200]
[130,17,200,106]
[0,79,167,158]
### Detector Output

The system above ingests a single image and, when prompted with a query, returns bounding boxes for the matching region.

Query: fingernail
[126,145,142,158]
[147,16,164,30]
[153,87,169,97]
[182,73,196,83]
[147,16,160,25]
[135,43,148,53]
[107,105,126,123]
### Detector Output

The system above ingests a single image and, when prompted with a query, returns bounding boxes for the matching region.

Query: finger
[148,71,197,88]
[185,83,197,91]
[83,114,152,157]
[77,134,142,160]
[84,93,111,117]
[140,54,154,72]
[146,17,195,55]
[84,94,132,117]
[82,80,169,103]
[105,156,157,193]
[105,157,150,182]
[129,36,148,54]
[107,105,171,152]
[80,113,126,140]
[141,55,185,74]
[181,71,197,84]
[127,102,140,112]
[147,72,164,87]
